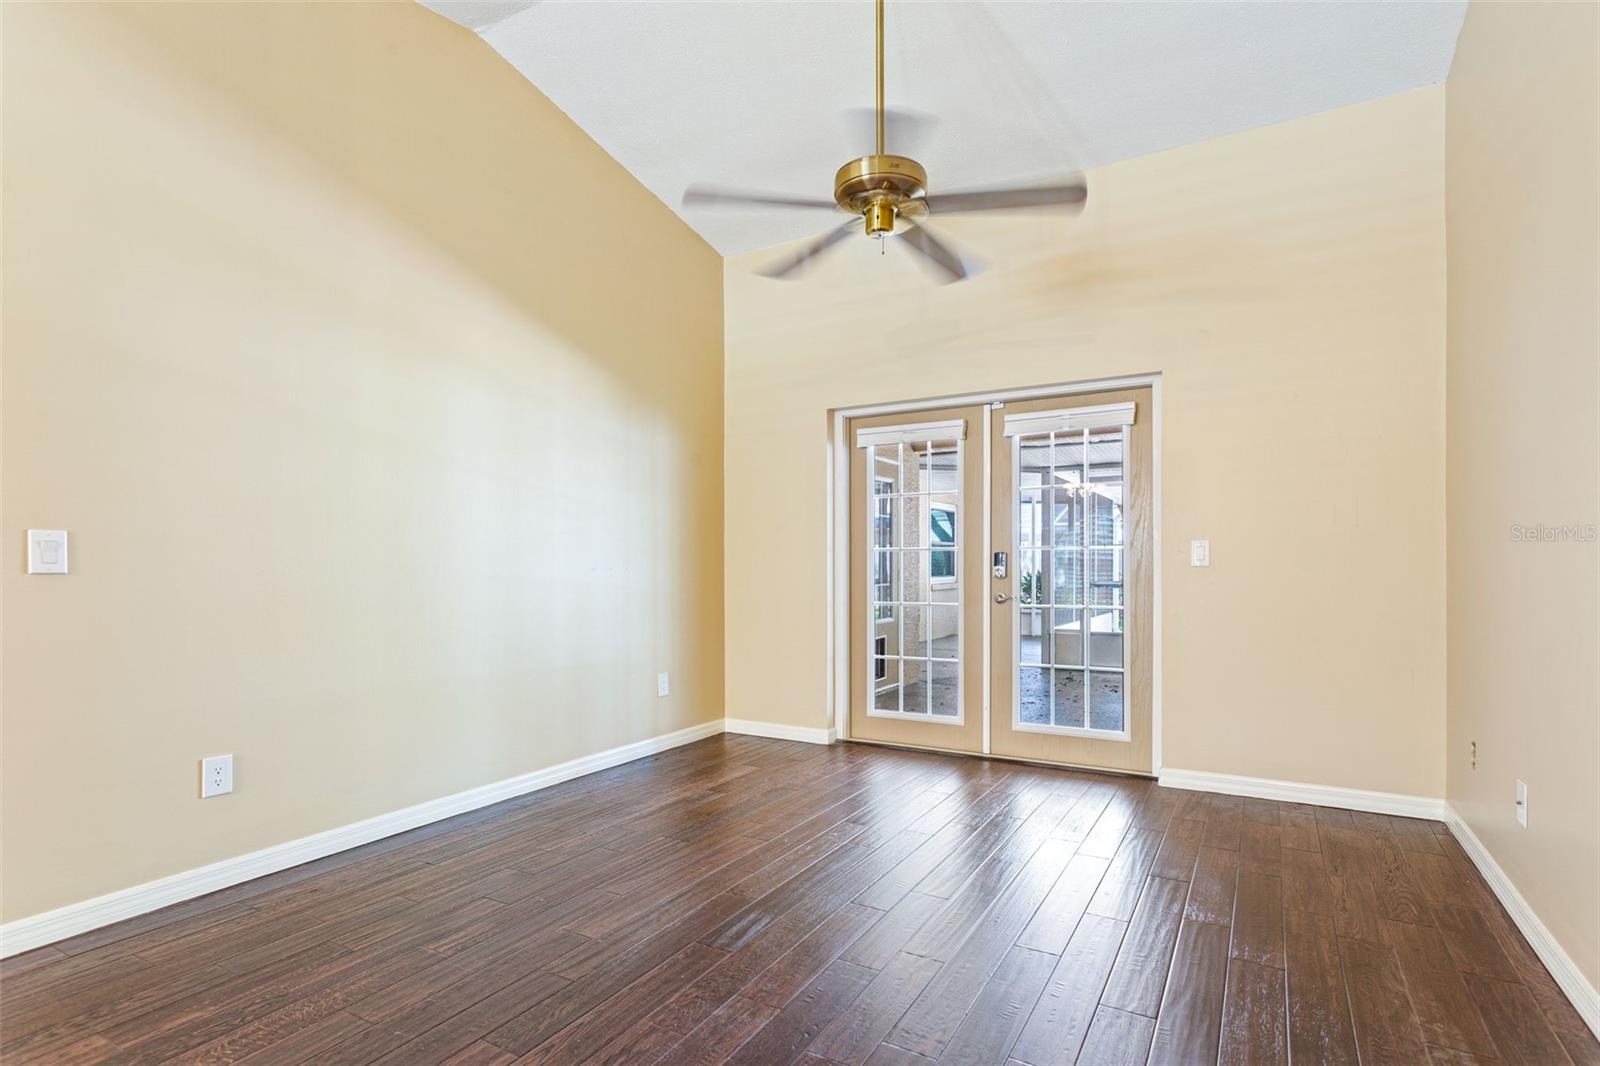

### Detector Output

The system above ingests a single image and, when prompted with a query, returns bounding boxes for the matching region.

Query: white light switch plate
[1515,779,1528,828]
[1189,539,1210,567]
[201,755,234,798]
[27,530,69,574]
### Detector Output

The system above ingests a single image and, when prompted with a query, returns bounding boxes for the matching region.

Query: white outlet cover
[201,754,234,798]
[657,672,670,698]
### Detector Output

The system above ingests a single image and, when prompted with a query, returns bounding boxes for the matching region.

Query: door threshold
[842,737,1155,780]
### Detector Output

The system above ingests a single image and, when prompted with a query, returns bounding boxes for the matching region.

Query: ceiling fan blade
[898,222,975,283]
[842,106,940,158]
[683,185,837,211]
[922,177,1087,215]
[758,219,859,279]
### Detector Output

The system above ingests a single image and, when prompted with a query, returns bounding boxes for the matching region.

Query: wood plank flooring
[2,736,1595,1065]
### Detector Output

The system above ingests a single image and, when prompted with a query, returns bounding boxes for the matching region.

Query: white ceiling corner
[420,0,1466,257]
[427,0,538,33]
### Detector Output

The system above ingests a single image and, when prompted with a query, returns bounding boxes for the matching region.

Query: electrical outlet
[657,672,670,698]
[1470,740,1477,770]
[1515,779,1528,828]
[201,755,234,798]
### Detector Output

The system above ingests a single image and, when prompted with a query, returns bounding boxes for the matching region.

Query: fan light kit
[684,0,1087,282]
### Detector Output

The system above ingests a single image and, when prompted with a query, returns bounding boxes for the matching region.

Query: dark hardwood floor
[2,735,1595,1065]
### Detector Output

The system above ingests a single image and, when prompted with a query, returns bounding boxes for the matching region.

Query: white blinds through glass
[1002,403,1134,439]
[855,419,966,449]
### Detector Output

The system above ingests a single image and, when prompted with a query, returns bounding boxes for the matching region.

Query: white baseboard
[1158,767,1446,820]
[724,717,836,746]
[0,718,726,959]
[1446,805,1600,1039]
[12,729,1593,1049]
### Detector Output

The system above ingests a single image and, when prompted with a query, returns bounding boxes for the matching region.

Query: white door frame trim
[827,372,1164,774]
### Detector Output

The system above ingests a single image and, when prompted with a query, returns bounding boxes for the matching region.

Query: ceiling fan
[682,0,1087,283]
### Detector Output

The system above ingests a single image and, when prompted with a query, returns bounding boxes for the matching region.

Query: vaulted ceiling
[422,1,1466,255]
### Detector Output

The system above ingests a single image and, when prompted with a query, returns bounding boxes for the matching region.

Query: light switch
[27,530,69,574]
[1189,539,1210,567]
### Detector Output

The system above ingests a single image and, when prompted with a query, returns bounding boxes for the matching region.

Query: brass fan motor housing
[834,154,928,235]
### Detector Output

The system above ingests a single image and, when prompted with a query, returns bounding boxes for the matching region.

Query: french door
[848,388,1153,774]
[848,406,987,753]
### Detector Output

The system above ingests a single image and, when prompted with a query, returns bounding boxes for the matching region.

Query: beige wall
[0,2,723,922]
[1445,1,1599,989]
[726,87,1447,798]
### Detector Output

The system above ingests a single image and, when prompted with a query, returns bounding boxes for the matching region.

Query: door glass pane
[1051,550,1083,607]
[870,550,897,622]
[867,436,961,720]
[1019,666,1050,725]
[928,606,959,661]
[931,661,959,717]
[1018,488,1046,548]
[1052,607,1084,668]
[1087,610,1123,668]
[1051,486,1084,549]
[1053,669,1086,728]
[1087,548,1123,607]
[1020,607,1045,669]
[905,605,932,661]
[1087,429,1125,546]
[904,550,932,606]
[1019,439,1051,488]
[901,658,929,715]
[1091,672,1124,732]
[872,495,894,549]
[1018,549,1044,605]
[874,666,901,713]
[929,503,957,580]
[1087,489,1122,546]
[901,495,928,549]
[1051,435,1085,483]
[921,442,960,494]
[1033,606,1056,670]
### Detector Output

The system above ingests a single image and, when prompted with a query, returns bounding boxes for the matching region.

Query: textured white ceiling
[422,1,1465,256]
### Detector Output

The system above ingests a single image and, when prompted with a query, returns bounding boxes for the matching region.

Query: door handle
[994,593,1011,604]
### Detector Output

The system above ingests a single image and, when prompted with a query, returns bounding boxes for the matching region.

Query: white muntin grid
[866,436,964,725]
[1011,423,1131,741]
